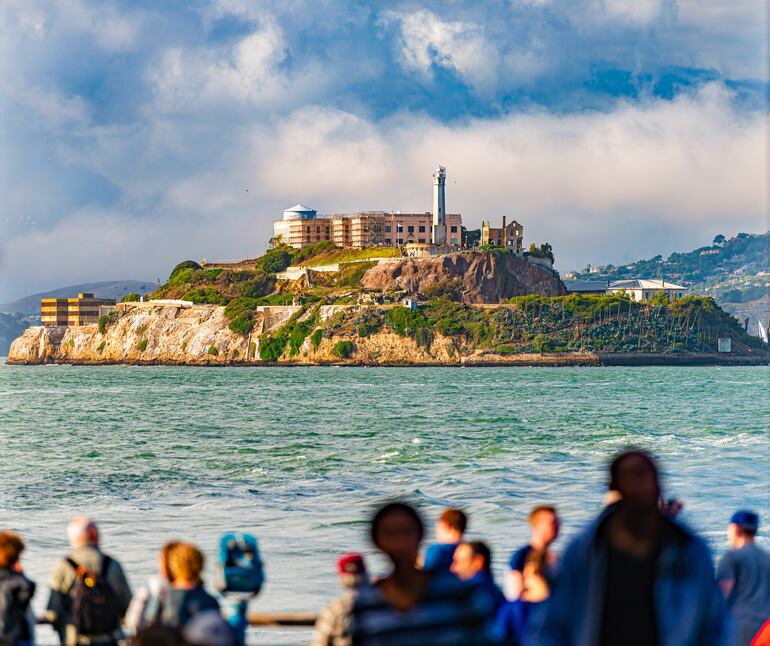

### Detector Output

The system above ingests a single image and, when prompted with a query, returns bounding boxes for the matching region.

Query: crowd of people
[1,450,768,646]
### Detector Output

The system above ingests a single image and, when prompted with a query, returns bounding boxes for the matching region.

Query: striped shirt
[351,572,496,645]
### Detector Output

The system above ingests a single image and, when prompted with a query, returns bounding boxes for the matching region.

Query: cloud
[148,21,289,113]
[0,0,767,300]
[383,9,502,95]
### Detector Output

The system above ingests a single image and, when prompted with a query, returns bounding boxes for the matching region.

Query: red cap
[337,553,366,575]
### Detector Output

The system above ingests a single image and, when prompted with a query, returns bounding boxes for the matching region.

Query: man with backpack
[46,517,132,646]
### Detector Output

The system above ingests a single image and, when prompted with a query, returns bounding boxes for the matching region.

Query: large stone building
[273,167,462,250]
[481,216,524,251]
[41,293,116,327]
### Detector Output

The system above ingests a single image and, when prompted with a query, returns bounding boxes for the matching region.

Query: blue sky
[1,0,767,300]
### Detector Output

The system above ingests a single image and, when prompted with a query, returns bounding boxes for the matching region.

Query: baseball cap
[730,510,760,533]
[337,553,366,575]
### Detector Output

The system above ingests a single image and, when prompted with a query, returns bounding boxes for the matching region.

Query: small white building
[606,279,686,302]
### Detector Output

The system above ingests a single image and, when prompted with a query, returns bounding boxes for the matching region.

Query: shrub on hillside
[385,306,428,336]
[98,311,118,334]
[169,260,201,280]
[332,340,354,359]
[257,246,294,274]
[182,287,228,305]
[120,293,141,303]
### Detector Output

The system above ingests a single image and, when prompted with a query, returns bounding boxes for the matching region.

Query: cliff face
[7,304,248,365]
[360,252,566,303]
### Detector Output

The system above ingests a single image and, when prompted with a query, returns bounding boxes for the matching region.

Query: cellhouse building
[272,166,463,250]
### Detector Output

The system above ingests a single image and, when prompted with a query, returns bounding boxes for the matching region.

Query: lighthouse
[431,165,447,246]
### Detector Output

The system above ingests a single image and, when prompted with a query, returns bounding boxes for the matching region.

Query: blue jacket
[527,507,729,646]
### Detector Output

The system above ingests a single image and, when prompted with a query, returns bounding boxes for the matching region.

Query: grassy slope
[259,294,767,358]
[297,246,401,266]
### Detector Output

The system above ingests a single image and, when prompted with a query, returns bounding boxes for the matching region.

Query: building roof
[283,203,317,220]
[563,280,609,293]
[609,279,685,290]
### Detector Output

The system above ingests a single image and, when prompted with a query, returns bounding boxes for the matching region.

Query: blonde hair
[167,543,204,582]
[0,531,25,568]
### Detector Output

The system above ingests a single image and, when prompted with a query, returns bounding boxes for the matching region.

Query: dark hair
[131,625,184,646]
[371,502,424,544]
[439,508,468,533]
[0,531,25,568]
[466,541,492,571]
[609,449,658,491]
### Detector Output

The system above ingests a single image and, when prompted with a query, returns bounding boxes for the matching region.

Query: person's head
[371,502,424,567]
[529,506,559,547]
[609,450,660,511]
[167,542,205,585]
[159,541,180,582]
[183,610,235,646]
[728,511,759,548]
[0,531,25,569]
[131,625,184,646]
[336,553,367,589]
[435,508,467,544]
[66,517,99,548]
[450,541,491,581]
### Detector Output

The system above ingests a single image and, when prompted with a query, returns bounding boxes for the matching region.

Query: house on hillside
[606,279,686,302]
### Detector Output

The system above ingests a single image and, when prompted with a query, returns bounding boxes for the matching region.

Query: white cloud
[599,0,664,25]
[384,10,502,95]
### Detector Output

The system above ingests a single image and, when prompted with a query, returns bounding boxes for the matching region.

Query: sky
[1,0,768,301]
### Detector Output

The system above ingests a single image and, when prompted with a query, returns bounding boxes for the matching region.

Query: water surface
[1,362,768,644]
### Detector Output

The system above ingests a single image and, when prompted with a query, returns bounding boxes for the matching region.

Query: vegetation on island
[571,232,769,303]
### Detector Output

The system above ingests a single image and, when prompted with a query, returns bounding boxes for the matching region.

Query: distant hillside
[0,313,27,355]
[569,231,770,335]
[0,280,155,315]
[571,232,769,290]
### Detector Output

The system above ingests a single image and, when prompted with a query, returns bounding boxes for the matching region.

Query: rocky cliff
[360,252,566,302]
[7,304,248,365]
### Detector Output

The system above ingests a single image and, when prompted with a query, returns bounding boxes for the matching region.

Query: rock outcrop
[7,303,248,365]
[360,252,566,303]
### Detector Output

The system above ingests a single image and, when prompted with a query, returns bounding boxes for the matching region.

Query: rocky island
[7,244,768,367]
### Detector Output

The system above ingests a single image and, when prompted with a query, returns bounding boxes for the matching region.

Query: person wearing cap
[310,554,367,646]
[717,511,770,646]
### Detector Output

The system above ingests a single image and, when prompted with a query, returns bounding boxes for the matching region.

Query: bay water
[1,361,768,644]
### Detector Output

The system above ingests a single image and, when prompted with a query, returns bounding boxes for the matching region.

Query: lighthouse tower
[431,165,447,246]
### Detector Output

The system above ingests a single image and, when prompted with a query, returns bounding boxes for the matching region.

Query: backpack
[66,556,121,636]
[216,533,264,595]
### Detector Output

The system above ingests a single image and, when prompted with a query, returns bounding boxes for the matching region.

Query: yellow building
[41,293,116,327]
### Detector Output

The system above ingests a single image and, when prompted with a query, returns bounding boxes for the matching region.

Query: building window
[407,226,414,233]
[397,224,403,232]
[419,225,426,233]
[385,238,392,244]
[385,225,391,233]
[451,238,457,245]
[451,226,458,233]
[306,226,310,233]
[397,238,404,245]
[316,226,320,233]
[418,238,426,243]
